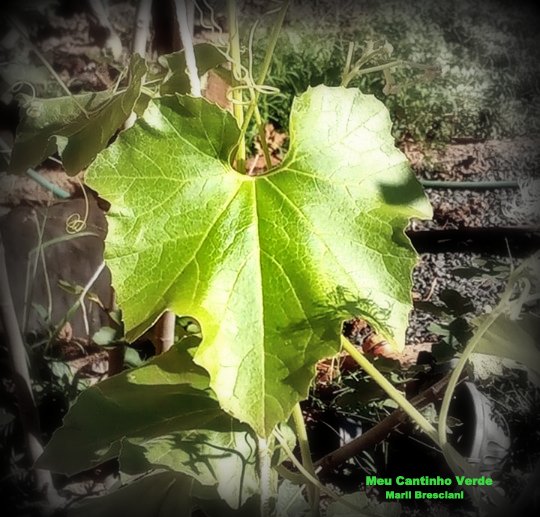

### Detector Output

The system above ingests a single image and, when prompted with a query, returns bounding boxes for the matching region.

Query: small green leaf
[432,341,456,362]
[159,43,227,95]
[439,289,475,316]
[86,86,431,436]
[123,346,144,368]
[10,54,146,175]
[448,317,472,345]
[413,300,446,317]
[92,326,122,346]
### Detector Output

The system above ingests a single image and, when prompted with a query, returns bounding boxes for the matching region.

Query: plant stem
[153,0,199,356]
[438,307,505,447]
[438,259,530,447]
[341,42,355,83]
[175,0,201,97]
[154,310,176,354]
[342,59,435,88]
[88,0,122,59]
[292,404,320,516]
[257,436,272,517]
[341,335,510,509]
[227,0,246,172]
[124,0,152,130]
[273,429,380,516]
[239,1,289,139]
[48,262,106,348]
[340,336,439,441]
[255,109,273,170]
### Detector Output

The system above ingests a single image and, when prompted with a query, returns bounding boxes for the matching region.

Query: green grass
[244,0,540,143]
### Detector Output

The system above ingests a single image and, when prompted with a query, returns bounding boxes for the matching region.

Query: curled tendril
[210,42,280,104]
[194,0,283,108]
[65,213,87,234]
[65,177,89,234]
[196,0,227,46]
[247,19,259,82]
[10,81,37,100]
[193,1,216,32]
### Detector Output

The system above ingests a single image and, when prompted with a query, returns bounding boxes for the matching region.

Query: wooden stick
[154,310,176,354]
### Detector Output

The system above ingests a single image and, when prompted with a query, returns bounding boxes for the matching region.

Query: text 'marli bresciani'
[365,475,494,501]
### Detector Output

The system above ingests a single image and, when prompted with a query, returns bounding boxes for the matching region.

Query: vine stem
[152,1,199,355]
[273,429,380,516]
[339,338,473,475]
[47,262,106,348]
[238,1,289,142]
[154,311,176,354]
[438,305,506,448]
[341,334,513,510]
[257,121,273,171]
[341,42,355,82]
[340,336,439,441]
[314,372,452,472]
[341,59,435,88]
[124,0,152,130]
[291,404,320,516]
[227,0,246,172]
[438,258,531,447]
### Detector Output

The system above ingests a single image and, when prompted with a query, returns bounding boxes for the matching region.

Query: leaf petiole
[292,404,320,516]
[227,0,246,172]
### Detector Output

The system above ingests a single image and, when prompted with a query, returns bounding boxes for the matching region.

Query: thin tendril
[65,178,89,234]
[200,0,227,45]
[10,81,36,100]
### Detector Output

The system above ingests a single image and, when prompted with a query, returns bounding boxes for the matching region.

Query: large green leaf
[37,343,222,472]
[10,55,146,175]
[37,343,261,507]
[85,86,431,436]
